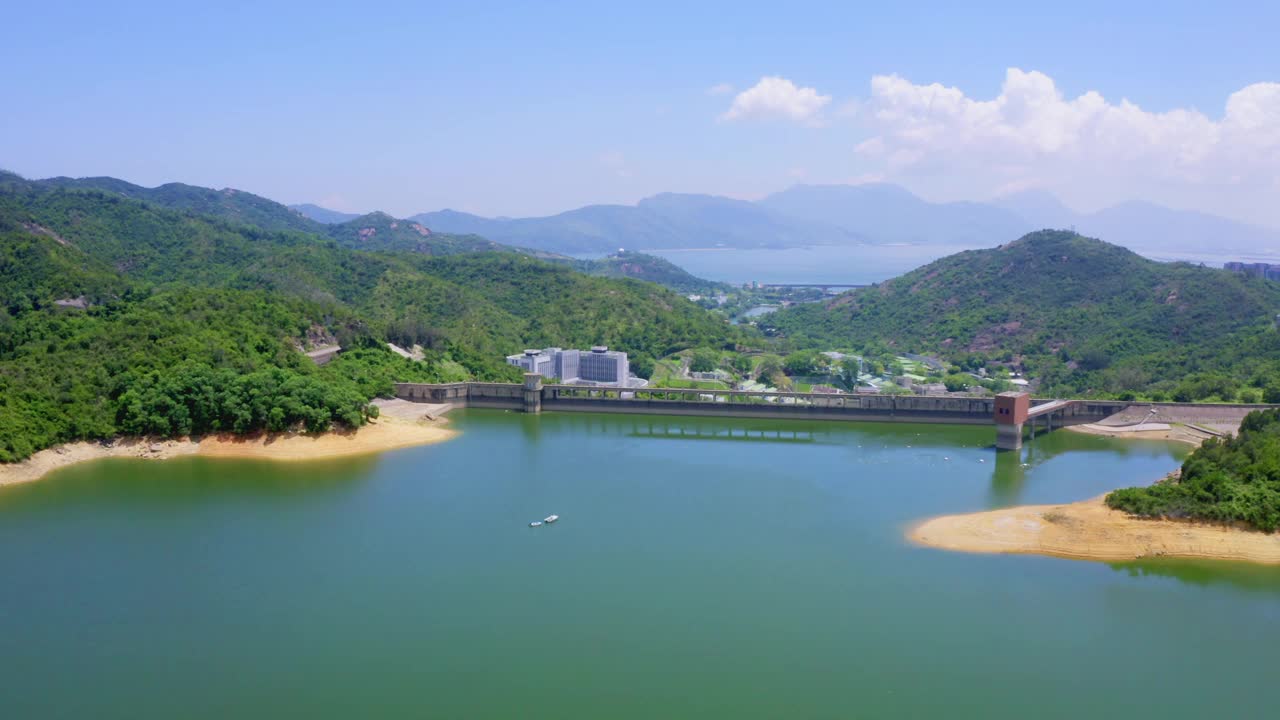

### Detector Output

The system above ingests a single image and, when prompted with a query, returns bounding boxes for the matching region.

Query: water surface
[2,411,1277,718]
[649,244,981,285]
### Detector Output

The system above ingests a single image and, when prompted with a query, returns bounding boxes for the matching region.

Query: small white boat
[529,521,543,527]
[543,514,559,524]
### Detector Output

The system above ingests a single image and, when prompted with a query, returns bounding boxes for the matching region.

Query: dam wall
[394,380,1278,450]
[393,380,1093,425]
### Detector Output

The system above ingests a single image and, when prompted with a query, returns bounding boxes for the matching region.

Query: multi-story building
[507,349,556,376]
[577,346,629,385]
[505,346,630,386]
[1224,261,1280,281]
[554,349,579,383]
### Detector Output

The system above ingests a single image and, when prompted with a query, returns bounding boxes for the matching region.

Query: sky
[3,1,1278,227]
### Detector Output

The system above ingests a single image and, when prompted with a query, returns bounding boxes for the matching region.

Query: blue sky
[4,1,1278,225]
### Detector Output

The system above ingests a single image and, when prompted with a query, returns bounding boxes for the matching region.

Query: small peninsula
[911,409,1280,565]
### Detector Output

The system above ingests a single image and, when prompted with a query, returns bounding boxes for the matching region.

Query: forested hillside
[2,172,521,258]
[571,251,729,294]
[0,179,739,461]
[1108,409,1280,531]
[32,173,322,234]
[765,231,1280,399]
[325,211,507,255]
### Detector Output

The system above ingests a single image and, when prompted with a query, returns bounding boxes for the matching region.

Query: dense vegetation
[324,211,513,255]
[0,175,740,461]
[571,251,730,295]
[0,286,449,461]
[5,172,524,258]
[765,231,1280,399]
[34,174,323,234]
[1107,410,1280,532]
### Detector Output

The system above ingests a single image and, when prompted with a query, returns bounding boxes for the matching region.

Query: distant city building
[506,346,631,386]
[1224,261,1280,281]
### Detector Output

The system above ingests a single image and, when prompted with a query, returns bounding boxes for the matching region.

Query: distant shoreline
[644,242,927,254]
[0,414,457,488]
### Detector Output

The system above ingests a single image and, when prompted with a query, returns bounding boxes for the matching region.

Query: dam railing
[392,377,1126,426]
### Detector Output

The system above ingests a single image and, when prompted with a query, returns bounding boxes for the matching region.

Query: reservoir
[2,411,1277,718]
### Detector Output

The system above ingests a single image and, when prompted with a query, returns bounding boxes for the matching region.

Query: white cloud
[706,83,734,96]
[721,76,831,125]
[850,68,1280,226]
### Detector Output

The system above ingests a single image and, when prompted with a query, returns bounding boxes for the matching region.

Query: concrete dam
[394,375,1143,449]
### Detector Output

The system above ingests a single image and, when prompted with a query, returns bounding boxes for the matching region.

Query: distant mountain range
[990,190,1280,258]
[299,184,1280,257]
[291,203,360,225]
[28,171,1280,259]
[407,193,862,254]
[6,174,509,256]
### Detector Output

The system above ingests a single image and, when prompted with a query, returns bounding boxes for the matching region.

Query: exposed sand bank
[0,408,456,488]
[913,411,1280,565]
[198,415,456,461]
[909,495,1280,565]
[1065,422,1207,446]
[0,438,202,487]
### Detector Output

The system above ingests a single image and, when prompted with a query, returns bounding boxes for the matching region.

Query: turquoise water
[2,411,1278,718]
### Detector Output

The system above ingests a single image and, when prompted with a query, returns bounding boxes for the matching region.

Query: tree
[689,348,719,373]
[840,357,861,380]
[943,373,971,392]
[757,354,784,378]
[784,350,820,376]
[630,355,655,379]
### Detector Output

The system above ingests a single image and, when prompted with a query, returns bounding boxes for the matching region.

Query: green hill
[572,251,729,294]
[765,230,1280,399]
[1108,409,1280,531]
[326,211,508,255]
[10,173,522,258]
[37,175,322,234]
[0,179,740,461]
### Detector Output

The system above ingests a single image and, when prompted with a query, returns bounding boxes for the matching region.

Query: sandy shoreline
[912,415,1280,565]
[1064,422,1206,446]
[0,414,457,488]
[909,495,1280,565]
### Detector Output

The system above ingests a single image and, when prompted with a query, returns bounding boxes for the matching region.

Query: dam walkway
[394,376,1145,448]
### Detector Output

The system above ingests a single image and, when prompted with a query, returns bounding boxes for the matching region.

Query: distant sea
[644,244,1280,286]
[646,244,982,286]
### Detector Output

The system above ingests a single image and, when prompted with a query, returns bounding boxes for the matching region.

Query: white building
[506,346,631,386]
[509,349,557,377]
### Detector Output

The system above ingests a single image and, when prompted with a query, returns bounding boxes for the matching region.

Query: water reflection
[987,429,1190,506]
[0,454,383,512]
[1109,558,1280,595]
[989,449,1030,505]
